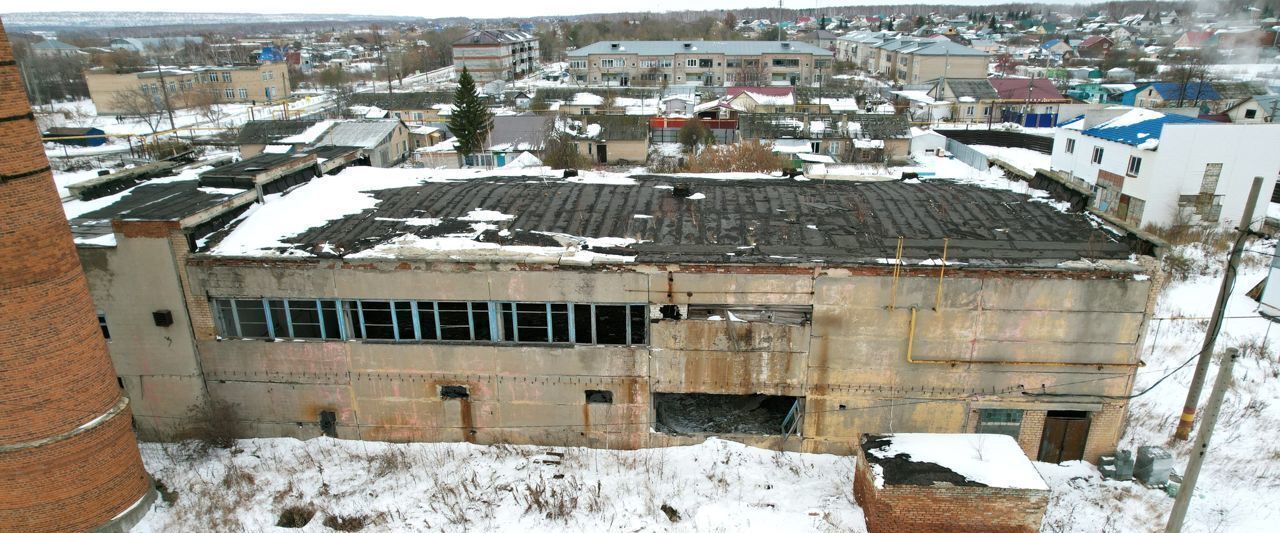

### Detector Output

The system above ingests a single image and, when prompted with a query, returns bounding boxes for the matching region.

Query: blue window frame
[212,298,647,346]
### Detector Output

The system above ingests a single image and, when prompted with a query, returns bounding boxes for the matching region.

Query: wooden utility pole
[1174,176,1264,440]
[154,61,177,130]
[1165,348,1238,533]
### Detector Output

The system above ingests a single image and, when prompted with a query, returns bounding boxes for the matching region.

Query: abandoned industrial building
[67,163,1160,464]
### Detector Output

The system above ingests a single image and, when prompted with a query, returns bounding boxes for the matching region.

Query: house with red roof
[989,77,1071,126]
[1174,31,1214,48]
[1077,35,1114,58]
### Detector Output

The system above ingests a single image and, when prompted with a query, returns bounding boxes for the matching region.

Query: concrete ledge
[89,484,157,533]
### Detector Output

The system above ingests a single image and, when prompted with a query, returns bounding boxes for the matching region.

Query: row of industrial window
[212,299,648,346]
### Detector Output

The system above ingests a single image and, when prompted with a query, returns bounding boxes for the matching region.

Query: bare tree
[737,60,769,87]
[192,88,228,127]
[111,87,166,134]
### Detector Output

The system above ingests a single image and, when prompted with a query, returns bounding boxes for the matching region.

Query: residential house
[1077,36,1114,58]
[1225,94,1279,124]
[989,77,1071,126]
[562,114,650,164]
[484,115,555,167]
[868,37,989,83]
[738,112,911,163]
[809,29,840,50]
[1040,38,1074,60]
[236,119,320,157]
[314,119,412,168]
[566,40,834,87]
[833,31,896,70]
[1121,82,1222,112]
[348,92,455,124]
[1050,107,1280,228]
[1173,31,1214,48]
[452,29,540,83]
[905,77,999,123]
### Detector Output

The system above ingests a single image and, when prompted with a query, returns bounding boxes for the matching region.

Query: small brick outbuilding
[854,433,1050,533]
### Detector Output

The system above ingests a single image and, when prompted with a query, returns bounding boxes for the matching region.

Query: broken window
[440,385,469,399]
[212,298,646,346]
[684,304,812,325]
[98,313,111,340]
[975,409,1023,439]
[585,390,613,404]
[214,298,344,340]
[653,393,800,435]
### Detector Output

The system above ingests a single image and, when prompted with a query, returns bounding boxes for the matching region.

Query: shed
[855,433,1050,533]
[43,127,107,147]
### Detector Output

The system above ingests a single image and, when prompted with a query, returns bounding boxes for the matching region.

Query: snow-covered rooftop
[862,433,1049,491]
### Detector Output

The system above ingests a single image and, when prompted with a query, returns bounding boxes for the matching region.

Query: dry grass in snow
[133,437,864,532]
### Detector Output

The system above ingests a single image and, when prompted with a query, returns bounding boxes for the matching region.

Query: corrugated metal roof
[1146,82,1221,101]
[1081,109,1211,146]
[567,40,833,57]
[320,120,403,150]
[267,176,1135,265]
[237,120,319,145]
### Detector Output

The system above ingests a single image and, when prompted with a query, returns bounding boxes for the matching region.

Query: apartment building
[1050,107,1280,228]
[452,29,539,82]
[85,62,290,114]
[566,40,834,87]
[870,37,989,84]
[835,32,988,84]
[67,163,1159,464]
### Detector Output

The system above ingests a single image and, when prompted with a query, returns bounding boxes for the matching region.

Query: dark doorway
[1038,410,1091,463]
[596,144,608,164]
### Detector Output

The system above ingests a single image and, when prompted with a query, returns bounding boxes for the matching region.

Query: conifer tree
[448,67,493,158]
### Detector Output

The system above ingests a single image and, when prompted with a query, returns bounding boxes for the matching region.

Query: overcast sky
[6,1,1095,19]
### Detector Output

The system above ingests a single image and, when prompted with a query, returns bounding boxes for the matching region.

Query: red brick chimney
[0,20,153,531]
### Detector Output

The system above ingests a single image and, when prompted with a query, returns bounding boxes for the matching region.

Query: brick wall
[1083,401,1127,463]
[854,454,1049,533]
[0,20,151,532]
[1018,410,1048,459]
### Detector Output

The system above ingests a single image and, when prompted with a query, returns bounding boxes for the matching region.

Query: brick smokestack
[0,20,153,532]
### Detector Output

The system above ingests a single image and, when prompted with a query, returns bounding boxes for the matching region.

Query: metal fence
[946,138,989,170]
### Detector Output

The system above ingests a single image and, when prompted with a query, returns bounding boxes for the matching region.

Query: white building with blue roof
[1050,107,1280,228]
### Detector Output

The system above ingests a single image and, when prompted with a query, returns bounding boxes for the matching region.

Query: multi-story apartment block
[566,40,834,87]
[452,29,540,83]
[835,32,988,84]
[85,62,290,114]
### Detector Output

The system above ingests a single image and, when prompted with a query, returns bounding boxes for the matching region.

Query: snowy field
[970,144,1052,176]
[133,438,866,532]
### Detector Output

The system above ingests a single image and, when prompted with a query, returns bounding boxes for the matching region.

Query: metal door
[597,144,608,164]
[1038,411,1090,463]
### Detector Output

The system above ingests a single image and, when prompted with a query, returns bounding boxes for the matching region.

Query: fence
[936,129,1054,154]
[946,138,989,171]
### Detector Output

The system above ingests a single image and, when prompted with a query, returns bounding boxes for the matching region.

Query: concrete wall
[79,232,208,439]
[89,257,1156,462]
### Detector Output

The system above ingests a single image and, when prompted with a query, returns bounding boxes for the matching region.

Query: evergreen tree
[448,67,493,158]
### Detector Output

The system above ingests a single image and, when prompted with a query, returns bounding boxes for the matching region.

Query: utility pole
[1174,176,1264,440]
[154,60,177,131]
[1165,348,1238,533]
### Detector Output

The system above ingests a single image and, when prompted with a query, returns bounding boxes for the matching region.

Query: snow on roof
[1084,107,1211,146]
[796,153,836,163]
[863,433,1049,490]
[278,120,336,144]
[570,93,605,106]
[771,139,813,153]
[504,151,543,168]
[892,90,938,104]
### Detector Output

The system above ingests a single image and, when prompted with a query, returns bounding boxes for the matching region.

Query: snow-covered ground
[132,437,866,532]
[970,144,1052,176]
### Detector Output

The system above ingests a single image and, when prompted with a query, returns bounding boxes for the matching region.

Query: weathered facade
[86,62,290,114]
[567,41,833,88]
[74,172,1160,464]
